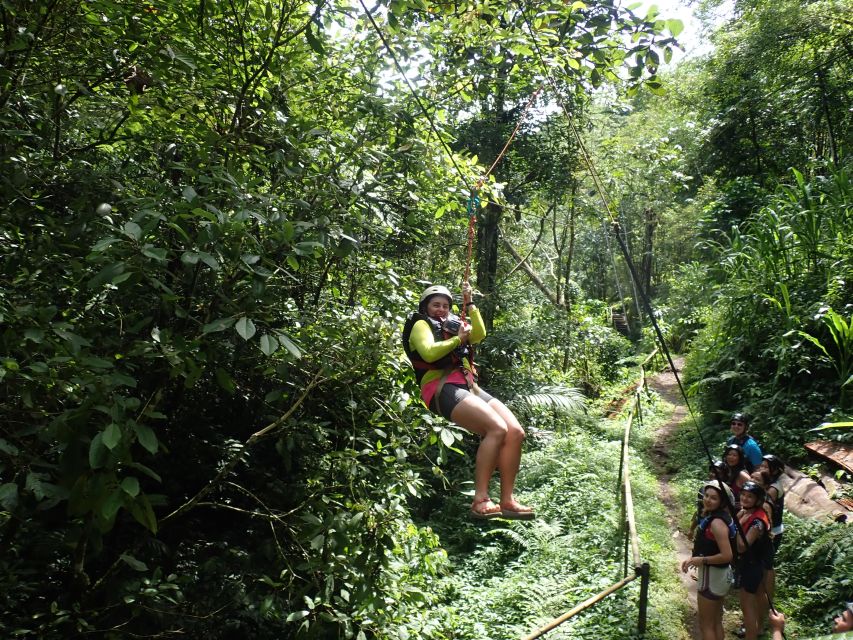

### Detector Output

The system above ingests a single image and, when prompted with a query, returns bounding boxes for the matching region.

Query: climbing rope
[359,0,541,323]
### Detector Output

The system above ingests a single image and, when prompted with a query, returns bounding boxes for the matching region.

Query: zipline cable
[515,2,785,631]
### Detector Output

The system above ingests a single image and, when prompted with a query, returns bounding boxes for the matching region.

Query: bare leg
[740,590,759,640]
[450,395,507,511]
[697,595,724,640]
[487,399,528,508]
[763,568,775,628]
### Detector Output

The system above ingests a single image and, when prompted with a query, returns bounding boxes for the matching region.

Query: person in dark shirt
[737,482,771,640]
[683,479,736,640]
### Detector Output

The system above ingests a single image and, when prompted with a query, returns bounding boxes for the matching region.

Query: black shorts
[430,383,494,420]
[739,561,765,594]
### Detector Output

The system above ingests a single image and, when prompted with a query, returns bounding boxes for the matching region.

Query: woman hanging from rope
[403,282,534,520]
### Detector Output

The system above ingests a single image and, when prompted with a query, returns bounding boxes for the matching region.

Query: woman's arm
[737,517,764,553]
[709,518,733,564]
[682,518,732,569]
[467,306,486,344]
[409,319,461,363]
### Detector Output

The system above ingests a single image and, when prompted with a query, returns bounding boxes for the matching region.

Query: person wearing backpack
[683,479,736,640]
[402,283,534,520]
[737,481,772,640]
[759,454,787,618]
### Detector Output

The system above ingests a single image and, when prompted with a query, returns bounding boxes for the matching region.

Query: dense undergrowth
[675,166,853,461]
[407,375,690,640]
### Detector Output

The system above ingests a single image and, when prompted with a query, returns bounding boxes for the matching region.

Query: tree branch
[160,368,324,525]
[499,226,563,308]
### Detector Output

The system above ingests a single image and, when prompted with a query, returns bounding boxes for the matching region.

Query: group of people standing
[683,413,787,640]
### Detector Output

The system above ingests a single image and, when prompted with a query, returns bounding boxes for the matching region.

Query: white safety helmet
[703,479,735,507]
[419,285,453,312]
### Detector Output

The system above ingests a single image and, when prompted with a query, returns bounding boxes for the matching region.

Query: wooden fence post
[637,562,651,636]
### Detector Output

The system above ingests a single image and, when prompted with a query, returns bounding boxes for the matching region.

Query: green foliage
[685,165,853,456]
[655,262,714,353]
[515,385,587,417]
[794,306,853,408]
[418,403,689,640]
[0,0,692,635]
[774,515,853,637]
[697,0,851,182]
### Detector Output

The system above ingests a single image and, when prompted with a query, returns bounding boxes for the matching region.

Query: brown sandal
[470,496,502,520]
[500,502,536,520]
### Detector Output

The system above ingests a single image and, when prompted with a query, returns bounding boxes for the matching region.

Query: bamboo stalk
[623,400,642,570]
[521,573,639,640]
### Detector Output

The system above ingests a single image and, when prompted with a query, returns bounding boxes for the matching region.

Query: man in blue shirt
[726,412,763,471]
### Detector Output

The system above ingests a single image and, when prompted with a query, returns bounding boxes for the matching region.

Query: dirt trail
[645,357,701,639]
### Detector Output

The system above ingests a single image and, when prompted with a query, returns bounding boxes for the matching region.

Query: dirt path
[646,357,701,639]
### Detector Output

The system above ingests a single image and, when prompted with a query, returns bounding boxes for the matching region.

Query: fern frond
[514,386,587,414]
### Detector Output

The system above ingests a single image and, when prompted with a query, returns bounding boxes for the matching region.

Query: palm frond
[514,385,587,415]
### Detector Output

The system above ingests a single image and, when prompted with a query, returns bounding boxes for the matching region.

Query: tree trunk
[500,232,561,308]
[816,66,839,167]
[476,201,502,330]
[561,185,577,372]
[749,108,762,176]
[640,207,657,296]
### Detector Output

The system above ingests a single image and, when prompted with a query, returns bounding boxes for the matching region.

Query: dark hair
[724,443,747,475]
[762,454,785,478]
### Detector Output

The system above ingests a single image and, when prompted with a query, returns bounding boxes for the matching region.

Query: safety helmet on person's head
[741,481,766,505]
[418,285,453,313]
[731,412,750,429]
[762,454,784,477]
[703,479,735,507]
[724,443,745,463]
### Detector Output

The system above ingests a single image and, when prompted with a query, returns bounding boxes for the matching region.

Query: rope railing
[521,361,653,639]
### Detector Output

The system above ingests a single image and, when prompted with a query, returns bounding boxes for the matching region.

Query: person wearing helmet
[727,413,763,470]
[758,454,786,614]
[402,283,533,520]
[758,454,786,546]
[724,443,752,509]
[682,479,736,640]
[769,602,853,639]
[737,481,772,640]
[689,460,729,540]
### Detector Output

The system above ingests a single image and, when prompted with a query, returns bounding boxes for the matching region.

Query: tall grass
[687,164,853,455]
